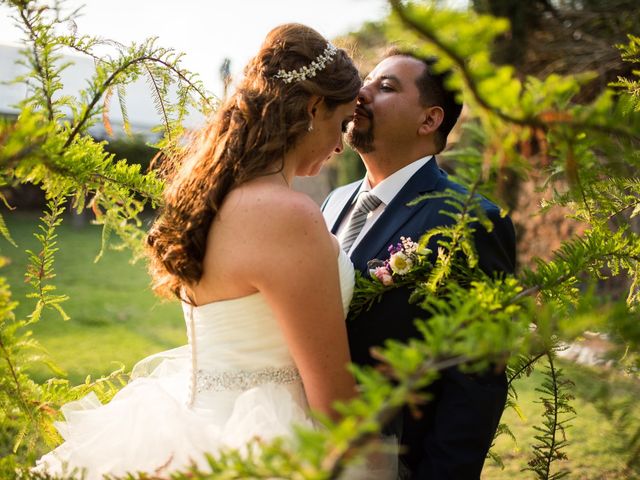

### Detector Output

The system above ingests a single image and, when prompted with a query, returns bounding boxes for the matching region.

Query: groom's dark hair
[385,47,463,152]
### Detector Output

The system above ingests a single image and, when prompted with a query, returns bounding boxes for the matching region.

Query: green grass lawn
[2,212,184,384]
[2,212,639,478]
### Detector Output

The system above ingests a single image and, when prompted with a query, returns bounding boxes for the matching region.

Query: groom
[322,50,516,479]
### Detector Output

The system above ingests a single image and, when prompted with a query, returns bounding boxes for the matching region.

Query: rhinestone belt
[195,365,301,393]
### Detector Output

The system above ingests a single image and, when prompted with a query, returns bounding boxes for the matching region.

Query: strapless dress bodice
[182,248,355,374]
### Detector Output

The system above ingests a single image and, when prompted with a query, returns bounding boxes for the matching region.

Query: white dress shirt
[337,155,433,255]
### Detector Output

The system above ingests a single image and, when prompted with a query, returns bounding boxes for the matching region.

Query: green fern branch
[116,84,132,137]
[15,4,57,122]
[523,350,575,480]
[24,197,69,323]
[62,51,213,149]
[0,328,35,429]
[507,352,547,389]
[143,64,172,139]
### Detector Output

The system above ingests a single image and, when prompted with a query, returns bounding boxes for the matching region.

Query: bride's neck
[245,168,291,188]
[267,158,294,187]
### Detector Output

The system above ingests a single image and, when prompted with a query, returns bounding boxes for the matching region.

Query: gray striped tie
[340,192,382,253]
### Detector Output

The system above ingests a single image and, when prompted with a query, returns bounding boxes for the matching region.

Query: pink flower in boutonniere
[373,265,394,286]
[366,236,431,285]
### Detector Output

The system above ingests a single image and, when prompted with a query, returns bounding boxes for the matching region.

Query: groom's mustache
[355,105,372,119]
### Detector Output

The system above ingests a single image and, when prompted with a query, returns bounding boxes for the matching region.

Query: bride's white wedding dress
[34,250,393,479]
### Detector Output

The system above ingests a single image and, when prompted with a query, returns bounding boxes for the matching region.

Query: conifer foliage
[0,0,639,478]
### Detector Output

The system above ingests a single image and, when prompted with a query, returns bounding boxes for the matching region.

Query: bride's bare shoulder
[222,182,325,232]
[206,182,333,278]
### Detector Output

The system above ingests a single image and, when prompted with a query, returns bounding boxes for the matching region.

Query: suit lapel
[328,181,362,234]
[350,158,444,270]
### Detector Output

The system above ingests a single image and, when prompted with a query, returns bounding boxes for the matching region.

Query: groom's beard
[345,118,375,154]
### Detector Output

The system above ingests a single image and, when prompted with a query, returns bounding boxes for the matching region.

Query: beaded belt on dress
[195,365,301,393]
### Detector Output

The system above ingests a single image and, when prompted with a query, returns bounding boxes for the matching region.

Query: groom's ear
[418,105,444,136]
[307,95,323,120]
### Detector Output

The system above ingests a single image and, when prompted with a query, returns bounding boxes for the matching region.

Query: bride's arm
[234,191,356,419]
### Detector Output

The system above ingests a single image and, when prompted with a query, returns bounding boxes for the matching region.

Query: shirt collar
[357,155,433,206]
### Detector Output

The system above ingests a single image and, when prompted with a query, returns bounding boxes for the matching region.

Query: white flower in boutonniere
[350,236,433,317]
[389,251,413,275]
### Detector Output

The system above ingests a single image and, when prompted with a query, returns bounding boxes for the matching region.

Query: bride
[34,23,379,479]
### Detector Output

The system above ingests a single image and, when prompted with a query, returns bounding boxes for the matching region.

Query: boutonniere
[349,237,432,317]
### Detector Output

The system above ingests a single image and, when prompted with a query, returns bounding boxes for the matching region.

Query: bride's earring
[308,121,314,132]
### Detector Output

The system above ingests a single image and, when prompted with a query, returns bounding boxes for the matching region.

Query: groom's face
[346,55,426,153]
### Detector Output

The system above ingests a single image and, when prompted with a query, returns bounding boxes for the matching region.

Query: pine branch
[542,354,561,479]
[0,334,35,428]
[324,355,469,479]
[388,0,640,143]
[566,141,593,220]
[23,197,69,323]
[523,351,575,479]
[144,64,171,140]
[507,352,547,389]
[102,85,114,137]
[16,6,54,122]
[116,84,131,137]
[63,54,213,149]
[0,211,17,248]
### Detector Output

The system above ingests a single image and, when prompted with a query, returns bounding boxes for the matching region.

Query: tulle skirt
[33,347,313,479]
[33,347,397,479]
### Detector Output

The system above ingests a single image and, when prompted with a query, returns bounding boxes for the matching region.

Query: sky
[0,0,391,96]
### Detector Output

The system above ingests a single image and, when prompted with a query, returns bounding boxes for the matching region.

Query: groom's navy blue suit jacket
[322,158,516,480]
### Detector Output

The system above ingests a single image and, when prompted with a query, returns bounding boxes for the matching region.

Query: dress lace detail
[33,250,373,480]
[196,365,301,393]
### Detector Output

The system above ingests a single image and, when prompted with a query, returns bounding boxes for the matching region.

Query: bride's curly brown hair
[147,24,362,299]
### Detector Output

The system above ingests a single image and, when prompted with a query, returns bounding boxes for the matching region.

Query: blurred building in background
[0,44,163,139]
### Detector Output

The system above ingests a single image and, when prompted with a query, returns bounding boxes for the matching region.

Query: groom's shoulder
[441,176,503,212]
[436,176,513,234]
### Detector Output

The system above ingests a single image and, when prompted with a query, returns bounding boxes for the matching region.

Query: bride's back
[187,177,331,306]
